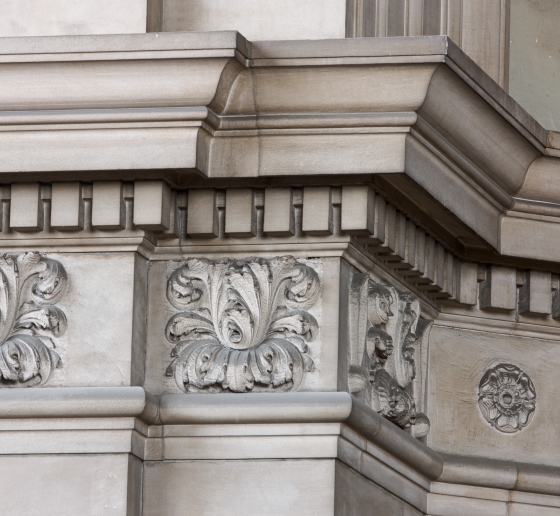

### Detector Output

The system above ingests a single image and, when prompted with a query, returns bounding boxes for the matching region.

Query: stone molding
[3,181,560,321]
[159,391,352,424]
[0,386,145,418]
[2,33,560,264]
[0,385,559,510]
[4,180,560,317]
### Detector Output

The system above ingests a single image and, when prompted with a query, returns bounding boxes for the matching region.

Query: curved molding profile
[159,391,352,425]
[346,272,431,438]
[0,386,146,418]
[0,252,67,387]
[165,256,320,393]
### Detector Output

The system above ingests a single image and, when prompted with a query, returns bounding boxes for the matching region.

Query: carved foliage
[478,364,536,433]
[165,256,320,393]
[348,274,430,437]
[0,253,67,387]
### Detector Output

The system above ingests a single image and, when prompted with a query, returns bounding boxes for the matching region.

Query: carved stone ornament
[165,256,320,393]
[348,274,431,438]
[478,364,537,433]
[0,252,67,387]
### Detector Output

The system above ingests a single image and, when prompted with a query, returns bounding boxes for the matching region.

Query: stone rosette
[478,363,537,433]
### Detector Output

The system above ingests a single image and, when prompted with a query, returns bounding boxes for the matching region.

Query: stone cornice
[2,32,560,262]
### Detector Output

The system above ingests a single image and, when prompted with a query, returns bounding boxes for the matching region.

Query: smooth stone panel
[161,0,346,41]
[47,252,135,387]
[0,0,147,37]
[143,459,335,516]
[0,454,130,515]
[427,325,560,466]
[335,461,423,516]
[500,216,560,262]
[509,0,560,131]
[0,127,198,172]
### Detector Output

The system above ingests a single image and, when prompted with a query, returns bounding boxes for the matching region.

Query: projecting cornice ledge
[197,34,560,262]
[2,32,560,261]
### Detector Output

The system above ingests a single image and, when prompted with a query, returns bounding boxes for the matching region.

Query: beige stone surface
[133,181,171,231]
[92,181,125,230]
[0,454,131,515]
[143,459,335,516]
[47,252,135,387]
[51,182,83,231]
[509,0,560,131]
[335,461,423,516]
[427,325,560,466]
[161,0,346,40]
[0,0,147,37]
[10,182,43,231]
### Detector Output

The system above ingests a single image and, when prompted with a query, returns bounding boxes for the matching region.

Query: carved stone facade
[347,273,430,438]
[2,3,560,516]
[0,253,67,387]
[165,256,319,393]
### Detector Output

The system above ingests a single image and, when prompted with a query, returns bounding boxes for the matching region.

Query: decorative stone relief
[165,256,320,393]
[347,273,431,438]
[478,364,537,433]
[0,252,67,387]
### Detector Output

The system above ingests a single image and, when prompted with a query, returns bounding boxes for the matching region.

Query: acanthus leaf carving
[348,273,430,438]
[0,252,68,387]
[165,256,320,393]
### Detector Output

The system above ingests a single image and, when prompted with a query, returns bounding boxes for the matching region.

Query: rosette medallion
[478,363,537,433]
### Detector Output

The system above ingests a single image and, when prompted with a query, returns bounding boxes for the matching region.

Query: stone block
[0,0,147,37]
[225,188,256,237]
[264,188,294,236]
[143,459,336,516]
[92,181,125,230]
[133,181,171,231]
[10,182,43,231]
[454,261,478,305]
[426,326,560,467]
[303,186,332,235]
[51,182,83,231]
[159,0,346,41]
[186,189,218,238]
[335,461,423,516]
[519,270,552,316]
[341,185,375,236]
[479,265,517,311]
[47,252,135,387]
[0,454,130,516]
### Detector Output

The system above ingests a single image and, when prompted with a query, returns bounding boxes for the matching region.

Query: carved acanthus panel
[347,273,431,438]
[0,252,67,387]
[165,256,320,393]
